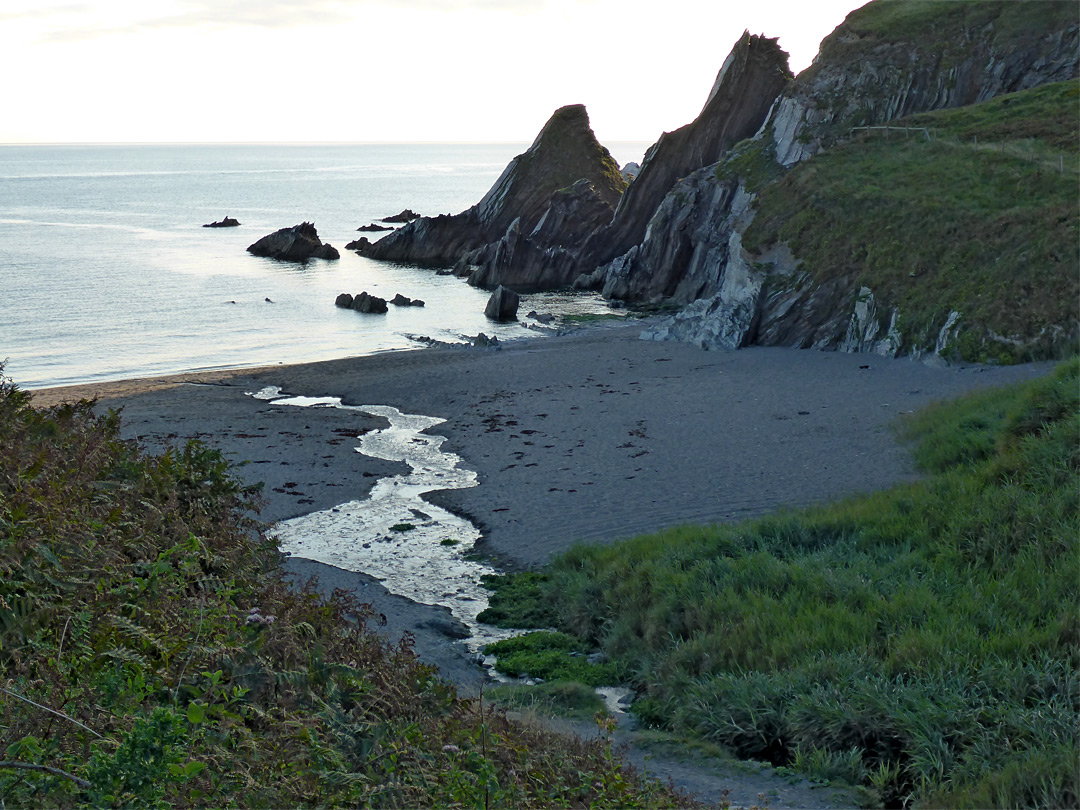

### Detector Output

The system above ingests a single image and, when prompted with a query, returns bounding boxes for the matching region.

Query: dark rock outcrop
[484,286,519,322]
[248,222,339,262]
[365,105,626,277]
[574,32,792,275]
[381,209,420,223]
[592,1,1079,362]
[335,293,354,308]
[349,292,388,314]
[456,179,618,291]
[345,237,373,252]
[204,216,240,228]
[390,294,425,307]
[358,223,394,232]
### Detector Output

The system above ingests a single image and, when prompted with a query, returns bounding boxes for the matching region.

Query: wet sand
[30,324,1052,690]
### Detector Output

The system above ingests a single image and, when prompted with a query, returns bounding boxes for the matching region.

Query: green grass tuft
[507,358,1079,807]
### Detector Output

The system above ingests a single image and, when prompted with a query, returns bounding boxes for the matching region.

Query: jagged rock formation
[363,105,626,287]
[575,32,793,275]
[381,209,420,223]
[768,1,1080,165]
[248,223,339,262]
[590,1,1079,361]
[484,286,519,322]
[456,178,618,291]
[390,294,425,307]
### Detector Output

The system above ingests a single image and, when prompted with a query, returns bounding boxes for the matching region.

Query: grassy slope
[484,359,1079,807]
[0,374,693,809]
[742,80,1079,362]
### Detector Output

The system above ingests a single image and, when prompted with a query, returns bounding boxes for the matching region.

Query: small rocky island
[247,222,340,262]
[203,216,240,228]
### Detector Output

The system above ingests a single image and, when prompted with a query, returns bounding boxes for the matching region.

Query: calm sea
[0,142,648,389]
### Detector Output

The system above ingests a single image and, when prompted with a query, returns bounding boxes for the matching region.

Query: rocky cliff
[595,0,1079,362]
[576,32,793,274]
[362,105,625,276]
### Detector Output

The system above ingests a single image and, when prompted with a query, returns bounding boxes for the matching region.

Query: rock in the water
[335,293,354,308]
[365,104,626,284]
[472,333,500,348]
[381,209,421,223]
[390,293,425,307]
[484,285,519,322]
[357,223,394,232]
[203,216,240,228]
[247,222,339,262]
[345,237,373,252]
[350,292,388,314]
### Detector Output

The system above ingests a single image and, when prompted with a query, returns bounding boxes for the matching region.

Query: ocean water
[0,142,648,389]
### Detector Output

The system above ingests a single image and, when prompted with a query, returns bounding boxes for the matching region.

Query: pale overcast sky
[2,0,866,145]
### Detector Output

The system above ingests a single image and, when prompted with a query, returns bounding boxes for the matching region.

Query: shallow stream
[251,386,515,655]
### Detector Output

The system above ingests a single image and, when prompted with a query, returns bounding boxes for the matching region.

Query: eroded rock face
[248,222,339,262]
[766,1,1080,165]
[601,2,1079,361]
[457,179,618,291]
[365,105,625,274]
[576,32,793,273]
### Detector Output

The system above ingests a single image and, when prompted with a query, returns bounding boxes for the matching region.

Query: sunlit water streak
[251,386,516,655]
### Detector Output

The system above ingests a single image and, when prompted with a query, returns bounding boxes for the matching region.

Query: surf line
[249,386,514,654]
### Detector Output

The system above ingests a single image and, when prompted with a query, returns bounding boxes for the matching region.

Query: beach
[30,324,1052,689]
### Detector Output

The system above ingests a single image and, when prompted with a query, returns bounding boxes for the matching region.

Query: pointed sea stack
[575,32,793,275]
[362,105,626,281]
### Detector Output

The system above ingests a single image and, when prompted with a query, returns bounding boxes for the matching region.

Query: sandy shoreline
[29,325,1053,689]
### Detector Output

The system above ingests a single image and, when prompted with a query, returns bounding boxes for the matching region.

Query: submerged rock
[248,222,339,262]
[203,216,240,228]
[484,286,519,322]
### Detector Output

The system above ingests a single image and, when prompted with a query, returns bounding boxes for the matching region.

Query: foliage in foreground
[486,359,1080,808]
[0,371,695,808]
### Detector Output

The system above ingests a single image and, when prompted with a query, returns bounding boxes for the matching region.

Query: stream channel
[250,387,631,713]
[251,386,513,656]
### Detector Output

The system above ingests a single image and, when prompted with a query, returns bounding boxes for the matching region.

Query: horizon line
[0,138,656,148]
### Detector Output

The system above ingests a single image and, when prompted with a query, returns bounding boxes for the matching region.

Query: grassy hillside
[482,358,1080,807]
[742,80,1079,362]
[0,371,693,809]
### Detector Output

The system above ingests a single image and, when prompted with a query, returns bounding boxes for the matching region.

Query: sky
[2,0,867,145]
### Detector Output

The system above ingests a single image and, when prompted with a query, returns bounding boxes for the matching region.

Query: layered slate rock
[574,32,792,276]
[766,0,1080,165]
[248,222,339,262]
[363,105,626,289]
[484,286,519,322]
[457,179,617,291]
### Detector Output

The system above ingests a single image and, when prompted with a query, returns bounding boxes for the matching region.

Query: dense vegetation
[0,371,694,809]
[483,359,1080,807]
[742,80,1080,363]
